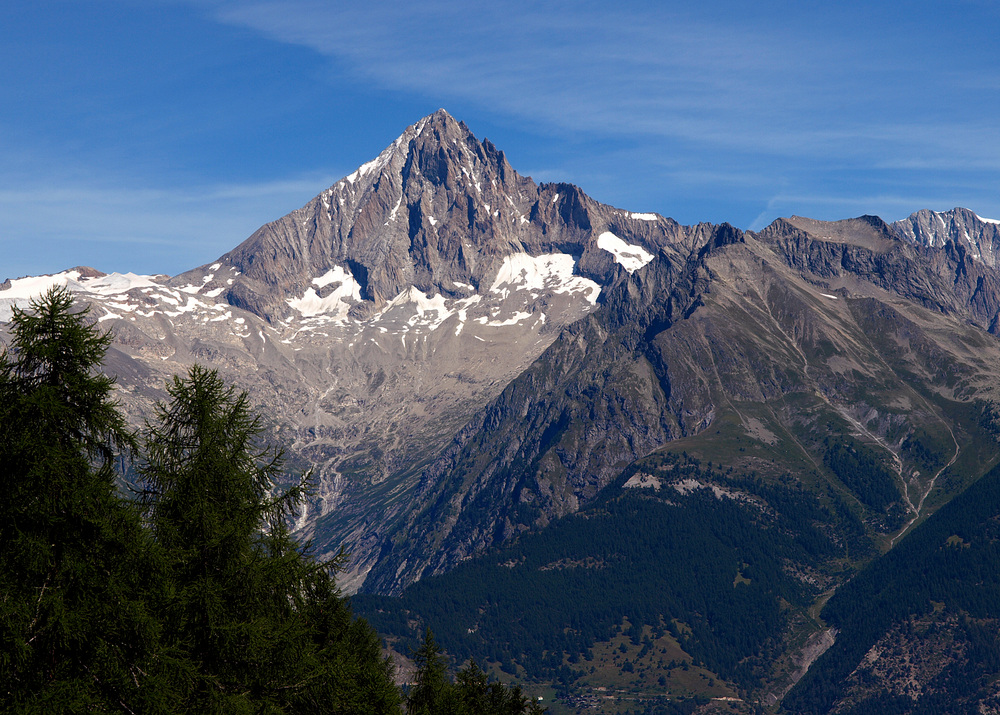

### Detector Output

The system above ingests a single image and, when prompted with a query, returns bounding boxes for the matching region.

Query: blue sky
[2,0,998,279]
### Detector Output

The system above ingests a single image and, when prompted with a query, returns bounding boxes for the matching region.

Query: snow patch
[79,272,160,295]
[597,232,654,273]
[476,310,532,327]
[490,253,601,305]
[392,287,451,331]
[163,296,205,317]
[0,270,161,321]
[346,157,379,184]
[977,214,1000,225]
[287,265,362,320]
[629,212,658,221]
[386,194,403,224]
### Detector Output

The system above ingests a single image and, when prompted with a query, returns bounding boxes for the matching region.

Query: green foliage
[785,460,1000,713]
[139,365,400,713]
[407,629,452,715]
[899,427,948,475]
[406,630,546,715]
[140,365,309,711]
[0,287,164,712]
[823,437,901,511]
[358,454,839,691]
[0,289,401,713]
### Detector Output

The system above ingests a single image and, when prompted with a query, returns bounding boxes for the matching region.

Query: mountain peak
[424,107,457,127]
[891,207,1000,267]
[172,111,686,326]
[191,110,525,318]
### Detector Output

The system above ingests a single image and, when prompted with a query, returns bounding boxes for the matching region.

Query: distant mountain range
[4,110,1000,712]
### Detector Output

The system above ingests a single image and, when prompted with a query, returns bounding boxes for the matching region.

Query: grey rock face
[0,110,704,593]
[176,109,688,324]
[891,207,1000,268]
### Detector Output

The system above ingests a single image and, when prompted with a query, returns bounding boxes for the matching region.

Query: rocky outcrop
[9,110,1000,606]
[758,214,1000,333]
[2,111,707,594]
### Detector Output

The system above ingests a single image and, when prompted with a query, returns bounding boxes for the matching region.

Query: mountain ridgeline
[4,110,1000,711]
[181,109,689,323]
[362,210,1000,594]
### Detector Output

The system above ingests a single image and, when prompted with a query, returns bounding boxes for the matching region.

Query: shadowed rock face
[760,215,1000,333]
[2,110,707,594]
[361,215,1000,594]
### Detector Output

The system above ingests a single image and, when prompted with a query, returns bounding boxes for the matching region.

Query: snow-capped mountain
[891,206,1000,268]
[7,110,1000,605]
[172,109,674,324]
[9,111,1000,710]
[0,110,702,591]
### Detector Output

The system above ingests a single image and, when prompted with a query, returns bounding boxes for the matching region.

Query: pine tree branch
[24,568,54,646]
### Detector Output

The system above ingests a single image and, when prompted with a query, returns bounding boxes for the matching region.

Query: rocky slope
[0,110,707,591]
[784,457,1000,714]
[5,111,1000,603]
[8,110,1000,710]
[891,206,1000,269]
[361,210,1000,593]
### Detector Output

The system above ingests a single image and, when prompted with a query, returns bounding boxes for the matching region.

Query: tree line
[0,287,541,714]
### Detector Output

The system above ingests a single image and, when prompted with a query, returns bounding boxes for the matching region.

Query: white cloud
[193,2,832,140]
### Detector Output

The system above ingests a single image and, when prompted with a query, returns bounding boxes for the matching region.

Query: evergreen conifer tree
[455,660,544,715]
[139,365,398,713]
[406,632,548,715]
[0,287,164,713]
[407,629,454,715]
[0,289,538,713]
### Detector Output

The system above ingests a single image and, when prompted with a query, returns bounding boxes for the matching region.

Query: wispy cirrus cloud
[202,1,836,142]
[193,0,1000,170]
